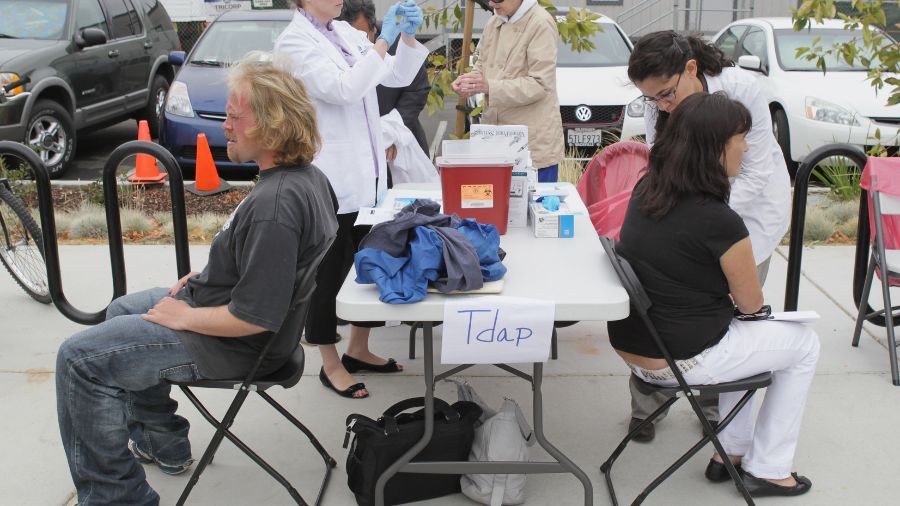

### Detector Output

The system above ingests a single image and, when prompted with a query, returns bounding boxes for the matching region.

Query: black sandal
[319,367,368,398]
[741,471,812,497]
[341,354,403,373]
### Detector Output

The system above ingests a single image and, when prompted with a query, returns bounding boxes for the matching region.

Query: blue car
[160,9,292,178]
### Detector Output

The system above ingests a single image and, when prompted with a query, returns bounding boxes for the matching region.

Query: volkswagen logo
[575,105,592,122]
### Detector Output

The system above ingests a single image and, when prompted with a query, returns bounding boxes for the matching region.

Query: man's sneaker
[128,439,194,476]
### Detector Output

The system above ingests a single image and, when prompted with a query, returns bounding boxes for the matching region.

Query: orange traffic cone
[129,120,167,185]
[186,133,231,195]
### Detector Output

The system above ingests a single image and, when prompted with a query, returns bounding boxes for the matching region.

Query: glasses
[641,72,682,107]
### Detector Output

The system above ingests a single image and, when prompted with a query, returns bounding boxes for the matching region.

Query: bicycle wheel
[0,184,51,303]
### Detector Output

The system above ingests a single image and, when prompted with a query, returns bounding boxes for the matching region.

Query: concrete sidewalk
[1,244,897,505]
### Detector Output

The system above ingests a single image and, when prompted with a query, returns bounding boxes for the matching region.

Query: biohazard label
[460,184,494,208]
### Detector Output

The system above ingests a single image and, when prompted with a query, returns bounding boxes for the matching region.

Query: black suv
[0,0,180,177]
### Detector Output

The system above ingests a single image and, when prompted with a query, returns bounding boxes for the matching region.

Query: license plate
[567,128,603,147]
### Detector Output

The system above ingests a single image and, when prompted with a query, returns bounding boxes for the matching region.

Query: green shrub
[827,200,860,224]
[68,203,107,239]
[196,212,227,237]
[120,208,152,234]
[803,208,837,242]
[836,216,859,240]
[812,156,861,201]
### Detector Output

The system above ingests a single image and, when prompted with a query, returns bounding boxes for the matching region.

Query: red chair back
[575,141,649,239]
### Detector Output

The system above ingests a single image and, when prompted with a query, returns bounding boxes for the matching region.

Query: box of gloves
[529,200,574,238]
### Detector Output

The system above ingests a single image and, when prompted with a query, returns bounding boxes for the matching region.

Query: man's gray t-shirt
[176,164,338,379]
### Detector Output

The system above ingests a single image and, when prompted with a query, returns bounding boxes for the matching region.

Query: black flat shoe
[741,471,812,497]
[342,354,402,373]
[705,459,742,482]
[319,367,368,399]
[628,417,655,443]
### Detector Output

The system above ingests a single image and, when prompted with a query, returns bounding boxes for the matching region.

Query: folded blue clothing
[354,199,507,303]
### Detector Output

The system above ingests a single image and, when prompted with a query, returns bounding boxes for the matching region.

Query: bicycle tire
[0,184,51,303]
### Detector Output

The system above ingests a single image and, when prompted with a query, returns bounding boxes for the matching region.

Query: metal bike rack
[783,143,876,323]
[0,140,190,325]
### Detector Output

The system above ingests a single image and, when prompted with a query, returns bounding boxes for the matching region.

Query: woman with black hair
[608,93,818,497]
[624,30,791,439]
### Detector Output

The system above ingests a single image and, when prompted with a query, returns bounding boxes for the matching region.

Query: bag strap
[490,474,507,506]
[381,397,459,434]
[383,397,456,419]
[508,398,535,447]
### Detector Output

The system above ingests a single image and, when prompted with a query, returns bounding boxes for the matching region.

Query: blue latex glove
[396,0,423,37]
[378,4,401,46]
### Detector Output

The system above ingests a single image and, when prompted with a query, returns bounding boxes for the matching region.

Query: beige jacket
[475,5,564,168]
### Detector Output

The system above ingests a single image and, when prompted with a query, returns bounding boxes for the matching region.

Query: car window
[738,27,768,67]
[556,23,631,67]
[75,0,109,37]
[101,0,142,39]
[0,0,68,40]
[189,20,289,65]
[774,28,876,71]
[715,25,747,59]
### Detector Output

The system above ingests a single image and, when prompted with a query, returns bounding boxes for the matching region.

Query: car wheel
[772,108,796,173]
[25,100,75,179]
[142,74,170,138]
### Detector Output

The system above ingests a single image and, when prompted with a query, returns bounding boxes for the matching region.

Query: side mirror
[737,55,766,75]
[168,51,186,66]
[75,28,107,48]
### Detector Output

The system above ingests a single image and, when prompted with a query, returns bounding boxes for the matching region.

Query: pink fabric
[859,156,900,284]
[575,141,649,239]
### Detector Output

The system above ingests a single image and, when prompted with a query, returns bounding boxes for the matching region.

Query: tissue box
[508,167,536,228]
[529,202,574,238]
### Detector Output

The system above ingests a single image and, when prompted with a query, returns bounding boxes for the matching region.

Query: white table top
[336,183,629,322]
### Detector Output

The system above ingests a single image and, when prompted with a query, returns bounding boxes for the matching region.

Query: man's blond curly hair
[228,52,321,167]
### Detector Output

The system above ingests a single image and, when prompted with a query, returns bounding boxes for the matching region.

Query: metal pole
[455,0,476,138]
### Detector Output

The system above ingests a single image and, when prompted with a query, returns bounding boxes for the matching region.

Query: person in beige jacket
[452,0,564,182]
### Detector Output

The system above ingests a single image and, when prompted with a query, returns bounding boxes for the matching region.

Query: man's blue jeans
[56,288,201,505]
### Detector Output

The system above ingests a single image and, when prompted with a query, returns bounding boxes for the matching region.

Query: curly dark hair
[635,92,752,219]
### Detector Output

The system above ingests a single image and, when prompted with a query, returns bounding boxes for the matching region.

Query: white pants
[629,319,820,479]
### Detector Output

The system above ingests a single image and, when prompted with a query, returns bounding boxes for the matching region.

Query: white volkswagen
[713,17,900,165]
[555,12,645,159]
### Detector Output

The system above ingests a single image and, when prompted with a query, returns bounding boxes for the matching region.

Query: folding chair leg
[176,386,252,506]
[258,391,337,467]
[177,387,327,506]
[551,327,558,360]
[853,255,877,347]
[408,322,421,359]
[879,271,900,386]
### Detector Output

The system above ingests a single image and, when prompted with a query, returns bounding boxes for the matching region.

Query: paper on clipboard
[767,311,820,323]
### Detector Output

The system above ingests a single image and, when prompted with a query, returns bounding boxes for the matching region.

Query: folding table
[336,183,629,506]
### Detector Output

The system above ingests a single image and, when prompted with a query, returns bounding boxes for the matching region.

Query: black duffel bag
[344,397,483,506]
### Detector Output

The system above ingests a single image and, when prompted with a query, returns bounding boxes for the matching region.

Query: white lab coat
[644,67,791,264]
[381,109,439,185]
[275,11,430,214]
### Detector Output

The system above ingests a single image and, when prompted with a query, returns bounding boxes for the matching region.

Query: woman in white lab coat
[622,30,791,444]
[275,0,428,398]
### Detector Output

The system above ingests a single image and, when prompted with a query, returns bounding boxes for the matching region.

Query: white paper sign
[441,296,555,364]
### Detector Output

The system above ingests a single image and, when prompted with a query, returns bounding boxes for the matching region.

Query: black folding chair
[167,245,336,506]
[599,236,771,506]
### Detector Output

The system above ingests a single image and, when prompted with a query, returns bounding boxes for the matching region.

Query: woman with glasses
[623,30,791,443]
[608,92,818,497]
[451,0,564,182]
